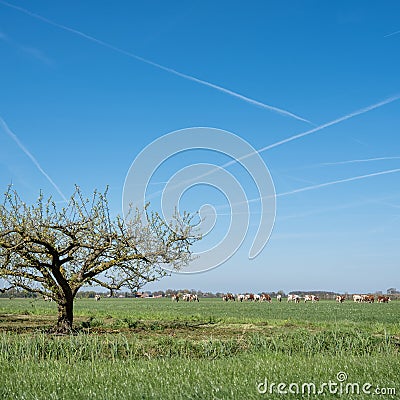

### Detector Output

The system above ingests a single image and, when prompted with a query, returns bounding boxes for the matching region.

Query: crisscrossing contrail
[0,0,312,124]
[256,95,400,153]
[144,94,400,202]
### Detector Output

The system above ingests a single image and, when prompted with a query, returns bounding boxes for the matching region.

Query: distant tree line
[0,288,37,298]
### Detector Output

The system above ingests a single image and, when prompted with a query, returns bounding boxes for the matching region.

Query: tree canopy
[0,186,200,332]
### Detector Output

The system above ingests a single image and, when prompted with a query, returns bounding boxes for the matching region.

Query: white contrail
[215,193,400,216]
[202,169,400,212]
[0,117,67,202]
[278,195,399,221]
[321,156,400,166]
[0,1,312,124]
[385,29,400,38]
[216,168,400,209]
[275,168,400,199]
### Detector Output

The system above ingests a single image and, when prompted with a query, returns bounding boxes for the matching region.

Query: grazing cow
[361,294,368,302]
[304,295,319,303]
[287,294,300,303]
[336,295,345,303]
[276,294,282,302]
[94,294,101,301]
[182,293,199,302]
[260,293,272,303]
[377,295,390,303]
[223,293,236,301]
[353,294,363,302]
[245,293,255,301]
[172,294,180,302]
[237,294,245,302]
[182,293,190,301]
[190,294,199,302]
[362,294,375,303]
[254,294,261,302]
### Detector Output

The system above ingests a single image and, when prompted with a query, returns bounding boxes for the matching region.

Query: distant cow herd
[84,293,393,303]
[172,293,392,304]
[170,293,317,303]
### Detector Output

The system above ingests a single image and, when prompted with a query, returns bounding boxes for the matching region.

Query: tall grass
[0,328,397,363]
[1,354,399,399]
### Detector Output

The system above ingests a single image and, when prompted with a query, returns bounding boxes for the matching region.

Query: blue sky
[0,1,399,294]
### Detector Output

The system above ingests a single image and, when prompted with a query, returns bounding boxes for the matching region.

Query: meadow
[0,297,399,399]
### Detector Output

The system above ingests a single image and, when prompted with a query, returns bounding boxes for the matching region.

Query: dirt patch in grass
[0,314,90,333]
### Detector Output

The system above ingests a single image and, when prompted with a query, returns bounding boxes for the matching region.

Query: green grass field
[1,298,399,399]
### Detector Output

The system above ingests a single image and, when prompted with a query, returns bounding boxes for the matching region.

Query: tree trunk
[56,298,74,333]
